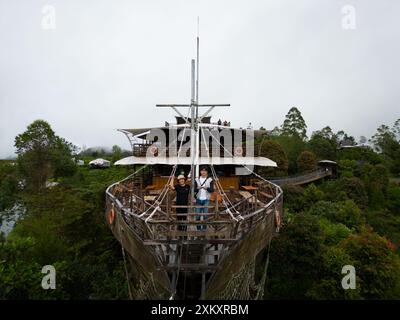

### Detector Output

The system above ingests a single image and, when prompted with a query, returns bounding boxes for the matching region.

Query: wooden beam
[156,104,230,107]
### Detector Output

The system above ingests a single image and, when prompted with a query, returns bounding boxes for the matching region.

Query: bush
[337,159,358,177]
[303,184,325,208]
[306,246,361,299]
[365,209,400,252]
[338,177,368,208]
[266,213,324,299]
[308,200,362,230]
[318,218,352,245]
[340,228,400,299]
[281,184,304,212]
[387,184,400,215]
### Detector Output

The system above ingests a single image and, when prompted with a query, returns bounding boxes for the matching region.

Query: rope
[204,127,282,200]
[200,128,241,218]
[141,113,191,220]
[210,164,240,216]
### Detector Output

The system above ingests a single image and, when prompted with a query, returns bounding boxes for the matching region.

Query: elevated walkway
[269,167,333,186]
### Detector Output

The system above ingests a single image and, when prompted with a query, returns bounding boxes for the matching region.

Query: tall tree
[15,120,56,191]
[281,107,308,140]
[309,126,338,160]
[14,120,76,191]
[370,121,400,174]
[336,130,356,147]
[53,137,77,179]
[371,123,399,158]
[111,145,122,163]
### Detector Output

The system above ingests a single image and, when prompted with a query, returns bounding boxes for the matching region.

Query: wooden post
[215,193,219,218]
[166,190,170,219]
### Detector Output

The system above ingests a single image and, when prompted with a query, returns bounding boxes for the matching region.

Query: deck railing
[105,177,283,245]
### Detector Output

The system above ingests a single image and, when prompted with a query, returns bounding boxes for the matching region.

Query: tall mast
[196,17,200,119]
[155,23,230,206]
[190,59,196,204]
[195,17,200,179]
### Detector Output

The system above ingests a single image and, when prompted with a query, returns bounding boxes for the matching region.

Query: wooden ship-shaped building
[105,38,283,299]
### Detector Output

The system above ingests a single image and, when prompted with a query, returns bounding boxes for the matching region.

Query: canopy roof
[318,160,337,165]
[114,156,277,167]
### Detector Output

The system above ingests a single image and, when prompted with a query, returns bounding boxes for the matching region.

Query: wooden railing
[105,176,283,246]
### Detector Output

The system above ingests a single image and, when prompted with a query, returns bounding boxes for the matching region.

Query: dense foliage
[1,121,131,299]
[263,109,400,300]
[1,112,400,299]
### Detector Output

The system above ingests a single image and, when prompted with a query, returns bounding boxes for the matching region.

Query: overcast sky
[0,0,399,158]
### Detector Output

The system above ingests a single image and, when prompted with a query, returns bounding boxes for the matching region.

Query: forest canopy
[1,110,400,299]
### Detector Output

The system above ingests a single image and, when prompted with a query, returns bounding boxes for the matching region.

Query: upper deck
[106,173,283,245]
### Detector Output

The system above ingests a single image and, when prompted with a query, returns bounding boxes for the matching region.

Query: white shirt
[197,177,210,200]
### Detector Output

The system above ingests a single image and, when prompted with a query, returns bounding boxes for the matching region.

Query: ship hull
[107,202,278,300]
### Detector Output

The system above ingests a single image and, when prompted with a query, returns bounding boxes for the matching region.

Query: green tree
[308,127,338,160]
[363,164,389,209]
[308,200,362,230]
[53,137,77,179]
[318,218,351,246]
[281,107,308,140]
[111,145,122,164]
[365,209,400,252]
[387,184,400,215]
[15,120,56,191]
[266,213,324,299]
[371,124,399,158]
[0,162,19,210]
[302,184,325,209]
[338,177,368,208]
[337,159,358,177]
[256,140,288,176]
[336,130,356,147]
[14,120,76,191]
[340,228,400,299]
[306,246,361,299]
[272,134,307,174]
[297,150,317,173]
[370,121,400,174]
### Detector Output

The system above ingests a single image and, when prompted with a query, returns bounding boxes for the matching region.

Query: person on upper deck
[169,174,190,231]
[194,166,214,231]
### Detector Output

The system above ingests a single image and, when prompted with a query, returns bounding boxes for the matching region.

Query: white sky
[1,0,399,157]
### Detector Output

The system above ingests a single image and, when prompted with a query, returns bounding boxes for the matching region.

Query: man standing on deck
[169,174,190,231]
[195,167,214,231]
